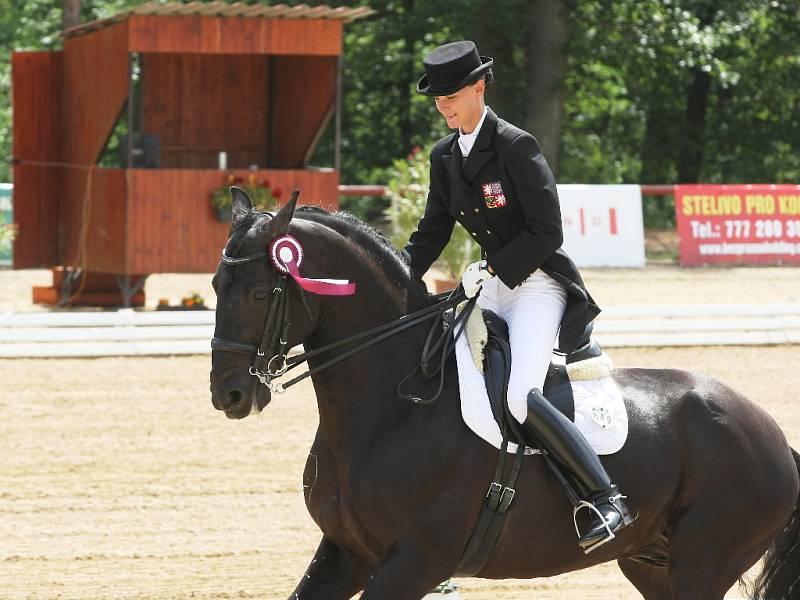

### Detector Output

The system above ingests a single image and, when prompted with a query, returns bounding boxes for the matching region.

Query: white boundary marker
[1,304,798,358]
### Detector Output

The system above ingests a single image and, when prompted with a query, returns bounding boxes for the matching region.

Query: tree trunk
[676,68,711,183]
[676,2,717,183]
[63,0,81,31]
[524,0,569,176]
[399,0,415,155]
[639,103,679,184]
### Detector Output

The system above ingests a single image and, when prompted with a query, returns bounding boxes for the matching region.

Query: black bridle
[211,247,476,403]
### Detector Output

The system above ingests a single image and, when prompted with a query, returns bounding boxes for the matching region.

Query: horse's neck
[305,277,443,455]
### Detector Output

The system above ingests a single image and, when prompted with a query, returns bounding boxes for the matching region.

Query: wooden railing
[338,184,677,197]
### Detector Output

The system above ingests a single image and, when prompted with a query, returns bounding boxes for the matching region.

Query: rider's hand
[462,260,493,298]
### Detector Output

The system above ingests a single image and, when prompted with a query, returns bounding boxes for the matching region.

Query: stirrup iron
[572,492,627,554]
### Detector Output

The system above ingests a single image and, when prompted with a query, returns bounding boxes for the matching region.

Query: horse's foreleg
[286,536,371,600]
[359,544,451,600]
[618,558,672,599]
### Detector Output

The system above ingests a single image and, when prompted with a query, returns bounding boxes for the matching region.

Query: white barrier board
[557,184,645,268]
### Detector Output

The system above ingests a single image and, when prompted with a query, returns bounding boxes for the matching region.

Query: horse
[209,188,800,600]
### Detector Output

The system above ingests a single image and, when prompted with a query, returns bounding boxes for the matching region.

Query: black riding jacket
[403,109,600,353]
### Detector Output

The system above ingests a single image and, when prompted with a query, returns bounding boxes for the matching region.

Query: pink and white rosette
[269,235,356,296]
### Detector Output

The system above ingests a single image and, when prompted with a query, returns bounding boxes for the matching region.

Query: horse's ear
[231,186,253,223]
[270,189,300,235]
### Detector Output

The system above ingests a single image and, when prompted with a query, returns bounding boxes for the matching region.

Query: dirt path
[2,345,798,599]
[2,265,799,598]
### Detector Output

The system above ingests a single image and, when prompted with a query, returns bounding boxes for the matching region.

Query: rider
[403,40,634,550]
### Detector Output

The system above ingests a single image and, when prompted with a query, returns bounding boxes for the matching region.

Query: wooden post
[335,55,342,172]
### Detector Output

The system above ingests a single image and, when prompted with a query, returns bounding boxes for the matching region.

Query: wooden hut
[11,1,373,305]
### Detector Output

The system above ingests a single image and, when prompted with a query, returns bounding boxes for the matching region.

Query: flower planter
[214,206,233,222]
[434,278,458,294]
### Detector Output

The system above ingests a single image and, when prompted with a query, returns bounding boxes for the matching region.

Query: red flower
[259,179,270,188]
[232,175,244,184]
[407,145,424,160]
[273,188,282,199]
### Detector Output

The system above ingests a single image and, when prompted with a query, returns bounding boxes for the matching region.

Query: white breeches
[477,270,567,424]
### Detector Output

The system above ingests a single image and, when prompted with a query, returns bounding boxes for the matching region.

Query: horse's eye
[252,288,270,301]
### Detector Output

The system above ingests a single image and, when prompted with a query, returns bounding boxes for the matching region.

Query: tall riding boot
[520,388,635,551]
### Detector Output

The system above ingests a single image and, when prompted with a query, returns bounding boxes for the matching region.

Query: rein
[211,237,474,402]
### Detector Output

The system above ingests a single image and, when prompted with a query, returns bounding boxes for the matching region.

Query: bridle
[211,255,294,390]
[211,231,476,403]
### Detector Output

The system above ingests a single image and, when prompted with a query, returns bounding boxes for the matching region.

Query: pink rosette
[270,235,356,296]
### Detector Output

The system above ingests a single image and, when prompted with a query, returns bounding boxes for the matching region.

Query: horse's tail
[750,448,800,600]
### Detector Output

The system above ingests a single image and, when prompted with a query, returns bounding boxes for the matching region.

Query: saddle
[480,310,604,443]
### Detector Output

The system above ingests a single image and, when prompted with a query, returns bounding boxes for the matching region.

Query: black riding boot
[520,388,635,551]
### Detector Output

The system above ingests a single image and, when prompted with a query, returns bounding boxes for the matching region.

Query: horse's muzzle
[210,367,271,419]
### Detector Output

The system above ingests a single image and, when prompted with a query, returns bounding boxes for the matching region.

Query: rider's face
[434,79,485,133]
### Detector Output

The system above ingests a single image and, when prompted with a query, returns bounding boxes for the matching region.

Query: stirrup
[429,580,460,594]
[572,492,627,554]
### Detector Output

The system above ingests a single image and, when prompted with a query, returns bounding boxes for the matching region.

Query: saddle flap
[479,309,575,428]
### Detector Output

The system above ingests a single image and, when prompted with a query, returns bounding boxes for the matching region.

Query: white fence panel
[1,304,798,358]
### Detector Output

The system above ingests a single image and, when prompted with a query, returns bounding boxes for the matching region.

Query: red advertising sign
[675,184,800,266]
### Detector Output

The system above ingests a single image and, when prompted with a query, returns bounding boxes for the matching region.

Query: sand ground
[2,265,799,599]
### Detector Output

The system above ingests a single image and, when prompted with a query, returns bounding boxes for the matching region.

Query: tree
[524,0,569,173]
[63,0,80,30]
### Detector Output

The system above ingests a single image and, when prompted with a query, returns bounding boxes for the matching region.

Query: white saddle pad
[454,332,628,456]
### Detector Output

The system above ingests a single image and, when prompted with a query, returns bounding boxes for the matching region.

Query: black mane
[227,205,428,303]
[294,206,414,288]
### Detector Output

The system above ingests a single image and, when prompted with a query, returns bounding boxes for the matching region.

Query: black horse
[210,189,800,600]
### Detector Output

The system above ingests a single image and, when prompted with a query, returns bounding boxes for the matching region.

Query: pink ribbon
[269,235,356,296]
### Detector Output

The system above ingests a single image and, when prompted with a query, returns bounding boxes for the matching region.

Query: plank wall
[128,16,342,55]
[61,22,129,269]
[140,54,269,169]
[126,168,339,273]
[269,55,337,168]
[11,51,63,268]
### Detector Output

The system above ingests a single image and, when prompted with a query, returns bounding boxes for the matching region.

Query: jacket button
[486,230,491,234]
[471,231,477,236]
[460,210,465,216]
[474,208,479,213]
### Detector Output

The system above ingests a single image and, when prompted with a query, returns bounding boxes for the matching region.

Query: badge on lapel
[481,182,507,209]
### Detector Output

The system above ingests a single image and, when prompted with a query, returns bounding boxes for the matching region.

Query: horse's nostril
[225,390,242,409]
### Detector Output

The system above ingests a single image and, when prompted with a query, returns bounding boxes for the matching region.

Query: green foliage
[0,222,16,251]
[386,145,480,278]
[562,0,800,187]
[339,194,390,223]
[209,173,282,212]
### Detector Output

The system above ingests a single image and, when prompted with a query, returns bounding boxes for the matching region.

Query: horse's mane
[229,206,429,304]
[294,206,415,289]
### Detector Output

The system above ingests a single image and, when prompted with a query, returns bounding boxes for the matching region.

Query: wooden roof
[63,1,376,38]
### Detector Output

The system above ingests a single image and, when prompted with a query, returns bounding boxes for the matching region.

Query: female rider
[403,40,634,551]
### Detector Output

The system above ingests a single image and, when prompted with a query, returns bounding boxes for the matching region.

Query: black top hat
[416,41,493,96]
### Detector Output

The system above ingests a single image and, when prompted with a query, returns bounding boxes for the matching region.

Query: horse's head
[209,188,320,419]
